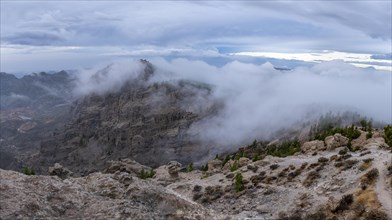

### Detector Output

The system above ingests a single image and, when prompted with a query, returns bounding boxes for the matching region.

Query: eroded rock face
[325,134,349,150]
[34,61,218,174]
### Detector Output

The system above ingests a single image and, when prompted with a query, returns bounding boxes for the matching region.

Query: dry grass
[303,171,320,187]
[355,189,381,210]
[358,160,373,171]
[361,168,379,187]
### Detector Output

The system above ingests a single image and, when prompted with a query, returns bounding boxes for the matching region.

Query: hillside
[1,130,391,219]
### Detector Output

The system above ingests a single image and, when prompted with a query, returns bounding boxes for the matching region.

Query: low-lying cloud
[74,58,391,148]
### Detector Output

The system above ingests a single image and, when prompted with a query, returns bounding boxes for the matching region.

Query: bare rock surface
[325,133,349,150]
[2,145,390,220]
[301,140,326,154]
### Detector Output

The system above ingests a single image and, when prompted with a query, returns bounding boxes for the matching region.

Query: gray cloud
[371,53,392,60]
[5,31,63,45]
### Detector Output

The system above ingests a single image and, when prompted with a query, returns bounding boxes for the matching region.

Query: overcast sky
[1,1,391,73]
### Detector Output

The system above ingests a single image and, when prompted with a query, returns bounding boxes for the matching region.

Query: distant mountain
[0,71,75,170]
[0,71,75,110]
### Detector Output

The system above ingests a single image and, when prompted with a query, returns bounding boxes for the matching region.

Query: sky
[1,1,391,73]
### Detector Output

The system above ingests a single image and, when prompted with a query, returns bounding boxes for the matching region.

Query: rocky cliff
[32,60,218,175]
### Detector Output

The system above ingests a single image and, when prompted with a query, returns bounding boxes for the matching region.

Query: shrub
[235,173,244,192]
[364,209,389,220]
[270,164,279,170]
[139,169,155,179]
[248,139,257,148]
[267,139,301,157]
[222,155,231,167]
[366,131,373,139]
[22,167,35,176]
[318,157,328,163]
[359,159,373,171]
[384,125,392,148]
[201,163,208,171]
[303,171,320,187]
[230,160,238,172]
[287,169,302,181]
[252,154,261,162]
[187,162,194,172]
[333,194,353,213]
[312,124,361,141]
[361,168,379,185]
[338,148,348,155]
[342,160,359,170]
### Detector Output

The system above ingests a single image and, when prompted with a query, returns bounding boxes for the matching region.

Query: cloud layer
[1,1,391,72]
[74,58,392,148]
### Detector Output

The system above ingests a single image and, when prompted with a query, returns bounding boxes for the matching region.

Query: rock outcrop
[325,133,349,150]
[48,163,73,179]
[301,140,326,154]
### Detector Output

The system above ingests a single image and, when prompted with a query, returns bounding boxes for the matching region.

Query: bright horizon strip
[231,51,392,71]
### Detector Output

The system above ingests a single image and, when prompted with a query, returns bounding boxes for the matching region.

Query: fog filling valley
[71,58,392,149]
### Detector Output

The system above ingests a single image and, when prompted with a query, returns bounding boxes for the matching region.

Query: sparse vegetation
[270,164,279,170]
[384,125,392,148]
[359,158,373,171]
[317,157,328,163]
[22,167,35,176]
[139,169,155,179]
[230,160,238,172]
[200,163,208,172]
[303,171,320,187]
[222,155,231,167]
[361,168,379,186]
[267,139,300,157]
[187,162,194,172]
[235,173,244,192]
[333,194,353,213]
[311,123,360,142]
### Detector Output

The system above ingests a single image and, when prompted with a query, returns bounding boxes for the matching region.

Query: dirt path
[371,148,392,219]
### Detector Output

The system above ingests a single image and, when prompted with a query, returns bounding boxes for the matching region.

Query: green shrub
[230,160,238,172]
[384,125,392,148]
[222,155,231,167]
[139,169,155,179]
[187,162,194,172]
[235,173,244,192]
[252,154,261,162]
[22,167,35,176]
[201,163,208,172]
[366,131,373,139]
[267,139,300,157]
[313,125,361,141]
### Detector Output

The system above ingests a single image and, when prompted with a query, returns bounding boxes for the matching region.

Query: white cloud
[147,58,391,147]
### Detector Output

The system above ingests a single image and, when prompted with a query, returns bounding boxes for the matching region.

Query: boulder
[325,134,349,150]
[301,140,325,154]
[103,159,152,176]
[207,159,222,173]
[48,163,73,179]
[167,161,182,178]
[238,157,251,168]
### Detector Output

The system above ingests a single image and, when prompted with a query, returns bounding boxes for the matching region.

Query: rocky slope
[30,60,218,175]
[1,131,391,220]
[0,71,75,170]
